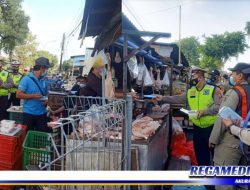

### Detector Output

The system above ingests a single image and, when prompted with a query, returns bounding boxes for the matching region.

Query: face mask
[42,70,48,77]
[80,84,86,88]
[189,78,199,87]
[102,68,107,77]
[13,69,18,73]
[229,76,235,86]
[211,76,216,83]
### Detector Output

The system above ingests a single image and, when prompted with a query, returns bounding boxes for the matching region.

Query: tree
[14,33,58,70]
[180,36,200,66]
[14,33,38,67]
[62,59,73,73]
[199,31,248,69]
[0,0,30,57]
[245,21,250,37]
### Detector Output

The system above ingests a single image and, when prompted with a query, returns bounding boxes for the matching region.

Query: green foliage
[199,31,248,69]
[62,59,73,73]
[14,33,58,70]
[180,36,200,66]
[14,33,38,67]
[0,0,29,56]
[245,21,250,37]
[37,50,58,69]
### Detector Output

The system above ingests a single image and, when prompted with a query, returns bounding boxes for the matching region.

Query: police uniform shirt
[0,71,14,89]
[162,86,222,115]
[230,125,250,146]
[209,87,240,145]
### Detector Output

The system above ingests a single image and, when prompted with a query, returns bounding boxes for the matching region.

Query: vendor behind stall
[71,75,87,95]
[81,53,110,97]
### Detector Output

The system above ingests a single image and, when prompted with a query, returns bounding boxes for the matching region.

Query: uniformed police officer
[156,66,222,166]
[209,62,250,190]
[8,60,23,106]
[0,63,14,120]
[208,69,225,94]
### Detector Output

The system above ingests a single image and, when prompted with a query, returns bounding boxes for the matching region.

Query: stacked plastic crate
[0,125,27,170]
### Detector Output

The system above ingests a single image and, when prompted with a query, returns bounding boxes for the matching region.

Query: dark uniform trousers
[0,95,9,121]
[193,124,214,166]
[23,113,52,133]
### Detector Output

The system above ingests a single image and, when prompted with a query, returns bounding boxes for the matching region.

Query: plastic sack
[171,133,198,165]
[82,50,107,76]
[136,63,145,86]
[82,56,96,76]
[143,66,154,86]
[84,105,103,126]
[105,67,115,99]
[127,56,138,79]
[149,67,155,86]
[155,68,162,89]
[172,117,183,135]
[162,68,170,86]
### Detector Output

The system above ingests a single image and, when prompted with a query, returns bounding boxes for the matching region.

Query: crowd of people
[0,54,108,134]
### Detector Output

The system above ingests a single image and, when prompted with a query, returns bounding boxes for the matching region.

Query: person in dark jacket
[81,53,110,97]
[71,75,87,95]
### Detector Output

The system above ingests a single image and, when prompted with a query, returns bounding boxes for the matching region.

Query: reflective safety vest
[10,74,22,93]
[234,84,250,120]
[0,70,9,96]
[187,84,217,128]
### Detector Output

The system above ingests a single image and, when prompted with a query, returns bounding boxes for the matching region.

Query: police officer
[0,63,14,120]
[209,62,250,190]
[209,69,225,94]
[156,66,222,166]
[9,60,23,106]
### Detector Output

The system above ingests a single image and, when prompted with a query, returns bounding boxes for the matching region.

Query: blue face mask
[42,70,48,77]
[102,68,107,77]
[229,76,235,86]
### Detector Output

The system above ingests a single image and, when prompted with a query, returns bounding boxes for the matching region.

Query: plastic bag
[149,67,155,86]
[143,66,154,86]
[171,133,198,165]
[105,67,115,99]
[172,117,183,135]
[136,63,145,86]
[162,67,170,86]
[84,105,103,126]
[127,56,138,79]
[155,68,162,89]
[82,50,107,76]
[82,56,96,76]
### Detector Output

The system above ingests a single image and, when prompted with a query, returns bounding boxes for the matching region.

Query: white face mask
[80,84,86,88]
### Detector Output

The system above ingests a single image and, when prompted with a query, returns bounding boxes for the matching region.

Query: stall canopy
[121,14,189,67]
[79,0,121,56]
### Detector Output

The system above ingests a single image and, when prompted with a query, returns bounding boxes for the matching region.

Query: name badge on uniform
[203,89,209,95]
[190,91,196,98]
[1,72,6,76]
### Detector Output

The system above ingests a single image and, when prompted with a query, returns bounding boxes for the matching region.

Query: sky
[22,0,250,71]
[22,0,94,61]
[123,0,250,70]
